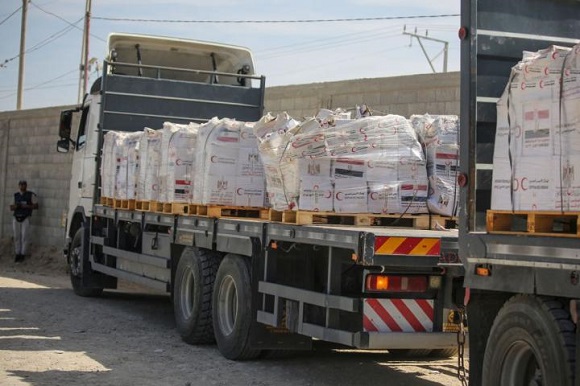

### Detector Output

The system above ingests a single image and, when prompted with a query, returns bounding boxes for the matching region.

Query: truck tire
[173,247,220,344]
[69,228,103,297]
[213,254,261,360]
[483,295,575,386]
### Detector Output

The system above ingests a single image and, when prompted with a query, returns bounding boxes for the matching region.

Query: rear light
[366,275,428,293]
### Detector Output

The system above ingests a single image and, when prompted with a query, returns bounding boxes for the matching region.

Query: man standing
[9,180,38,262]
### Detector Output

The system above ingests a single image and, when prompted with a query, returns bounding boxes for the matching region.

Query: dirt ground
[0,238,468,386]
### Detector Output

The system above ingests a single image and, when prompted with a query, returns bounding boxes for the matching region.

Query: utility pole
[16,0,29,110]
[403,27,449,73]
[77,0,92,103]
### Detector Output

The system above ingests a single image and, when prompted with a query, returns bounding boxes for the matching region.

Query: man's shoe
[15,254,24,262]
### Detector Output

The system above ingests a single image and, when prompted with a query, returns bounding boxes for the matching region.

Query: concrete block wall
[0,106,75,249]
[264,72,460,119]
[0,72,460,248]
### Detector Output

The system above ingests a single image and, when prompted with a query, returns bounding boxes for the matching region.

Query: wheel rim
[501,341,544,386]
[180,266,194,319]
[217,275,238,336]
[70,242,81,276]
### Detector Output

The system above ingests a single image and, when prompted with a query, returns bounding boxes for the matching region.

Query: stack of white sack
[116,131,142,200]
[410,114,460,216]
[137,127,162,201]
[491,44,580,211]
[256,110,428,214]
[158,122,198,203]
[101,131,128,199]
[253,112,302,210]
[194,117,265,206]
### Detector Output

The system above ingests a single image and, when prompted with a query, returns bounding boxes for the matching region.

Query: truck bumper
[297,321,464,350]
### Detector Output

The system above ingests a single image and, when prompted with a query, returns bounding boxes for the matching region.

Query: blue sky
[0,0,460,112]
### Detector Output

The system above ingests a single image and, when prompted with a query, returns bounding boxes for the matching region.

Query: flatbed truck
[57,33,464,360]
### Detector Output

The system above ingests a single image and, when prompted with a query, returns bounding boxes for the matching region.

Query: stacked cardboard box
[195,118,266,206]
[255,111,429,214]
[158,122,198,204]
[137,128,162,201]
[491,44,580,211]
[410,114,460,216]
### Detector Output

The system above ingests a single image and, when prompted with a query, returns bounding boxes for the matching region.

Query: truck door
[72,98,100,201]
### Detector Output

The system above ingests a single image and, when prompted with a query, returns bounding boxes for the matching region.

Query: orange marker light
[476,267,490,276]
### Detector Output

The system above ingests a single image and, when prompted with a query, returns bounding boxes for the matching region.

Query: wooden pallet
[162,202,201,215]
[487,210,580,238]
[275,210,456,229]
[99,197,114,207]
[136,200,151,211]
[113,199,136,210]
[202,205,273,220]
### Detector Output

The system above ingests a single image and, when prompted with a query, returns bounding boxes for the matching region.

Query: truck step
[275,210,456,229]
[487,210,580,237]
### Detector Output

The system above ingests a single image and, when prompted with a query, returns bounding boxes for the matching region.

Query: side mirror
[59,110,73,139]
[57,138,70,153]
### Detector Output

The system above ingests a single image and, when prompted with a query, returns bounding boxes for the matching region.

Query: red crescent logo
[552,51,558,60]
[325,191,332,199]
[367,161,374,169]
[565,68,571,76]
[521,82,526,90]
[176,159,182,166]
[211,156,217,163]
[370,192,378,200]
[336,192,344,201]
[521,177,528,191]
[544,67,550,76]
[152,184,158,191]
[237,188,244,195]
[539,80,544,89]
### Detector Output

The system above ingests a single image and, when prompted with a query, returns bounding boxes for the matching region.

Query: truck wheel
[69,228,103,297]
[213,254,261,360]
[483,295,575,386]
[173,247,220,344]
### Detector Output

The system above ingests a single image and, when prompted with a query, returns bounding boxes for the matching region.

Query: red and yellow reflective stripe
[374,236,440,256]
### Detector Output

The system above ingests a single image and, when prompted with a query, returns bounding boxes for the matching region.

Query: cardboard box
[368,182,400,214]
[205,145,239,176]
[299,178,333,211]
[237,147,264,177]
[334,179,367,213]
[235,177,266,207]
[399,181,429,214]
[298,158,332,178]
[202,175,236,205]
[332,157,366,180]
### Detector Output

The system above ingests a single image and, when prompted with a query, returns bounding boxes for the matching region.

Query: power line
[256,25,402,56]
[0,17,83,69]
[0,5,22,27]
[29,0,106,42]
[92,14,459,24]
[0,68,77,100]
